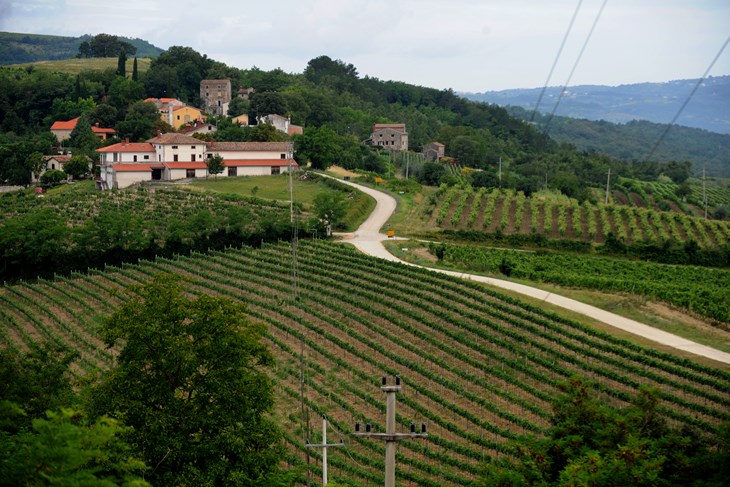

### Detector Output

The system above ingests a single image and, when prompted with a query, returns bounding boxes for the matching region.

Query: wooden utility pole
[703,167,708,219]
[605,167,611,205]
[353,376,427,487]
[306,416,344,485]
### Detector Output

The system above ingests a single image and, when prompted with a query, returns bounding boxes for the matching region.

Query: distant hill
[506,106,730,178]
[462,76,730,135]
[0,31,164,65]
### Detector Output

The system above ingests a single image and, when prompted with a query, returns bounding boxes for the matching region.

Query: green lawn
[8,57,152,75]
[189,174,322,206]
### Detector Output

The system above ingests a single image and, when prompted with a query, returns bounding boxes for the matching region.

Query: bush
[40,169,67,187]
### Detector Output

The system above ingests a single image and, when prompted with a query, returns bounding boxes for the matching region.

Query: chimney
[95,122,100,127]
[124,137,129,144]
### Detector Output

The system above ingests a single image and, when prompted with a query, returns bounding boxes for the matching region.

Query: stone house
[422,142,445,161]
[368,123,408,151]
[200,79,232,116]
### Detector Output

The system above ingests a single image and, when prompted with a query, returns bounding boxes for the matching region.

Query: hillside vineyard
[0,240,728,485]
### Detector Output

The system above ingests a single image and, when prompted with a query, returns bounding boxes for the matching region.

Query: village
[38,78,448,191]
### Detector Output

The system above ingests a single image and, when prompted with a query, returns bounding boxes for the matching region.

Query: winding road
[333,177,730,365]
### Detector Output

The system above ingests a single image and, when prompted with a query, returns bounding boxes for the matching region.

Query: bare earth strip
[330,176,730,365]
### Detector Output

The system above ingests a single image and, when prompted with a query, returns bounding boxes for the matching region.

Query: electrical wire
[530,0,584,122]
[543,0,609,133]
[644,34,730,162]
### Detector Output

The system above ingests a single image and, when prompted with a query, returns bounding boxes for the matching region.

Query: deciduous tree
[88,274,285,486]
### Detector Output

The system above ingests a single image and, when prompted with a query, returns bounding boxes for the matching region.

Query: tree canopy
[88,274,285,486]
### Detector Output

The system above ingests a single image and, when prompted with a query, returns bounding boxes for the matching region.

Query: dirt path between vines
[328,176,730,365]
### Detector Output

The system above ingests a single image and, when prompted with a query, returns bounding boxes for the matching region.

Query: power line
[544,0,609,133]
[644,34,730,163]
[530,0,584,122]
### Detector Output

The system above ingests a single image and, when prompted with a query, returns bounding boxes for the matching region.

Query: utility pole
[406,151,410,179]
[498,156,502,188]
[306,416,344,485]
[353,376,428,487]
[605,167,611,205]
[703,167,708,220]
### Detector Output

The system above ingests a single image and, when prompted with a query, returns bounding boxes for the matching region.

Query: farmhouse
[32,154,92,182]
[207,141,297,177]
[367,123,408,151]
[422,141,445,161]
[97,136,296,189]
[50,117,116,141]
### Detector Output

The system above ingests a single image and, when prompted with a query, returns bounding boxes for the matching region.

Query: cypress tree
[132,57,138,81]
[117,49,127,77]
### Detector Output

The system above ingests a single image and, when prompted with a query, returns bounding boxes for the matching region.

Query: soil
[613,190,629,205]
[628,192,646,207]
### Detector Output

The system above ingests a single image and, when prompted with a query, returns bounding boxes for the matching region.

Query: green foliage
[313,190,347,229]
[0,408,150,486]
[0,186,292,281]
[64,155,91,179]
[68,115,101,155]
[478,377,729,487]
[78,33,137,58]
[108,77,145,110]
[88,274,284,486]
[40,169,67,186]
[205,153,225,176]
[116,49,126,77]
[249,122,291,142]
[0,344,77,429]
[227,95,248,117]
[115,100,167,141]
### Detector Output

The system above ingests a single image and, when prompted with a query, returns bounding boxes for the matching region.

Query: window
[186,169,196,178]
[133,155,137,162]
[280,153,286,159]
[51,163,56,170]
[172,145,178,149]
[143,155,149,160]
[191,154,196,162]
[191,146,196,149]
[173,155,178,162]
[271,166,281,175]
[228,167,237,177]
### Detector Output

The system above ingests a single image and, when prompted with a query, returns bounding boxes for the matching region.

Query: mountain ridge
[461,76,730,135]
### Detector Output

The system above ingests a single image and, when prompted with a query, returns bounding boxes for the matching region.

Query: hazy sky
[1,0,728,92]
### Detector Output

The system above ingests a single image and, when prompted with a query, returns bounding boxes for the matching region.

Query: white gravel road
[331,176,730,365]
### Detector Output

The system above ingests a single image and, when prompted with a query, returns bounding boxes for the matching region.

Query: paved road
[333,177,730,365]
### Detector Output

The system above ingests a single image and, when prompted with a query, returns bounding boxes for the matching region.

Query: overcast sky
[1,0,728,92]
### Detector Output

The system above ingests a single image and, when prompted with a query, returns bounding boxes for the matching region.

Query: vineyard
[1,240,728,485]
[435,244,730,324]
[421,185,730,248]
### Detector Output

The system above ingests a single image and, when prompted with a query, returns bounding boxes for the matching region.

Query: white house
[97,138,297,189]
[256,114,303,136]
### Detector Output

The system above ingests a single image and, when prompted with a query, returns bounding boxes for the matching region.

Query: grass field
[8,56,152,75]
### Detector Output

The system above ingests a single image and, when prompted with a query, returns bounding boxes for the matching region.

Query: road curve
[331,176,730,365]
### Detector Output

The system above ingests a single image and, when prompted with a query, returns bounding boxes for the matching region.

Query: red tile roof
[222,159,298,167]
[207,141,293,152]
[50,117,80,130]
[97,142,155,153]
[50,117,115,134]
[111,163,163,172]
[372,123,407,133]
[164,162,207,169]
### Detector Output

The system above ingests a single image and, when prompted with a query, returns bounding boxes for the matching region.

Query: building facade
[368,123,408,151]
[200,79,232,116]
[422,142,445,161]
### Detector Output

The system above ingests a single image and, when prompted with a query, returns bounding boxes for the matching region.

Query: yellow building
[163,105,204,130]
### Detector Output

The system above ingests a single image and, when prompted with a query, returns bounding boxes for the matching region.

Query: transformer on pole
[353,376,428,487]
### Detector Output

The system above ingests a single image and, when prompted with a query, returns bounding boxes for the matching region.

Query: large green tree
[478,377,730,487]
[89,274,285,486]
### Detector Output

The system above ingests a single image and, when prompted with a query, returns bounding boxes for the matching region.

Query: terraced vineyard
[424,185,730,247]
[1,240,729,485]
